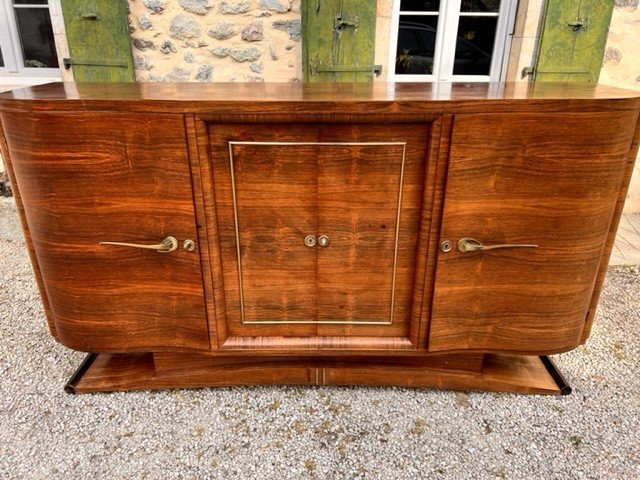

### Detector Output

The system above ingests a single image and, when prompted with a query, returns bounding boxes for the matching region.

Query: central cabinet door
[208,123,430,344]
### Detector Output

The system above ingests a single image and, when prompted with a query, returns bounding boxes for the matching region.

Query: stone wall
[128,0,302,82]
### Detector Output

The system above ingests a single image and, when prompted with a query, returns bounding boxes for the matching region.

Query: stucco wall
[505,0,544,83]
[374,0,393,82]
[50,0,74,82]
[601,1,640,90]
[128,0,302,82]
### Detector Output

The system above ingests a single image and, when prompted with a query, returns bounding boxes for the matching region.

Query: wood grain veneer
[1,82,638,394]
[430,111,638,353]
[0,121,58,338]
[0,110,209,352]
[207,122,430,346]
[66,352,563,395]
[2,82,639,114]
[582,115,640,342]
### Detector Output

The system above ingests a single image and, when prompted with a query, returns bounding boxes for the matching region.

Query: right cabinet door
[430,111,637,354]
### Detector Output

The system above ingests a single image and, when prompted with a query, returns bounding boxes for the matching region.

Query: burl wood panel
[1,111,209,352]
[430,111,638,354]
[208,123,429,342]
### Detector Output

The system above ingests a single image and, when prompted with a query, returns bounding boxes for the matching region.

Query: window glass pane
[14,1,49,5]
[14,8,59,68]
[460,0,500,13]
[395,16,439,75]
[453,16,497,75]
[400,0,440,12]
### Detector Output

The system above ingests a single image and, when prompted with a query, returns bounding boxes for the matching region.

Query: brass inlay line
[391,144,407,327]
[228,141,246,325]
[228,141,407,325]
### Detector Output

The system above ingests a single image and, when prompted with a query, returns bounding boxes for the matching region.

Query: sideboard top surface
[1,82,639,115]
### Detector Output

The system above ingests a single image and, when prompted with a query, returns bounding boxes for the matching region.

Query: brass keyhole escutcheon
[440,240,453,253]
[304,235,317,247]
[183,239,196,252]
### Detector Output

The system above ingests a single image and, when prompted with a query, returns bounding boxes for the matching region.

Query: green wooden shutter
[302,0,378,82]
[533,0,614,82]
[61,0,135,82]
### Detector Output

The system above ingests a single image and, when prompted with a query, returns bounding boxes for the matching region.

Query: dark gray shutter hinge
[80,12,100,20]
[567,18,587,32]
[63,58,128,70]
[521,66,535,78]
[312,65,382,77]
[525,67,593,82]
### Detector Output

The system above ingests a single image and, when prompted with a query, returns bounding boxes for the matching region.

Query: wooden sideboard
[1,82,639,395]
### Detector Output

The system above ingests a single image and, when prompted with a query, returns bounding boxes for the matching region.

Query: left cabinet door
[1,111,209,352]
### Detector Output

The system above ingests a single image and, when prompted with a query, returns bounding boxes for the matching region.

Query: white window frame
[388,0,518,82]
[0,0,61,83]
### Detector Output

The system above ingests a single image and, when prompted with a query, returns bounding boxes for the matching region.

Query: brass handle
[100,236,179,253]
[457,237,538,253]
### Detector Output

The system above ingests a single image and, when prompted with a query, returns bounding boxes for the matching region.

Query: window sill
[0,72,62,88]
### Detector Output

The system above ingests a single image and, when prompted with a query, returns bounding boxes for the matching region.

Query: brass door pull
[457,237,538,253]
[100,236,179,253]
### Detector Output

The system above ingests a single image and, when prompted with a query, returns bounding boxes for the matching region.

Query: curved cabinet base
[64,352,570,395]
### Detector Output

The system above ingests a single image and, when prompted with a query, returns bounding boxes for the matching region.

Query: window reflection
[396,15,498,76]
[453,17,497,75]
[400,0,440,12]
[460,0,500,12]
[395,16,439,74]
[15,8,59,68]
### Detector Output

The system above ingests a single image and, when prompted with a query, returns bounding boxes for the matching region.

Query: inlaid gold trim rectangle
[228,141,407,325]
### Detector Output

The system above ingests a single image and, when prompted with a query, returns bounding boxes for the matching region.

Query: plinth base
[64,352,571,395]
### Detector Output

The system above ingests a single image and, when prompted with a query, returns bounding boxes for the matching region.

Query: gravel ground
[1,196,639,479]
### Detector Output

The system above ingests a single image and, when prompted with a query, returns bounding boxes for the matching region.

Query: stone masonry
[129,0,302,82]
